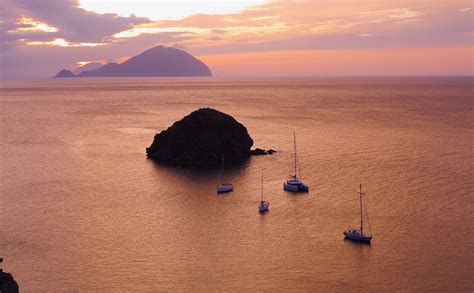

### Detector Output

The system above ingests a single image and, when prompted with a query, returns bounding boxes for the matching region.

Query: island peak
[79,45,211,77]
[54,69,75,78]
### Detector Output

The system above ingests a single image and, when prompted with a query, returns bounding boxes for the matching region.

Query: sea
[0,77,472,292]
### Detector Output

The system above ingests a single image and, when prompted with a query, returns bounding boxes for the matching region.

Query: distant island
[54,69,75,78]
[54,45,212,78]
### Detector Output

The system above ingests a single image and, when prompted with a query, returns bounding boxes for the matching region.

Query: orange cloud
[25,38,106,47]
[111,0,472,53]
[12,17,58,33]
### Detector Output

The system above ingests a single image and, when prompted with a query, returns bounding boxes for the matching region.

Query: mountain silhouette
[78,46,212,77]
[54,69,75,78]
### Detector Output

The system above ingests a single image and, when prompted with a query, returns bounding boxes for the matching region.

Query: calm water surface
[0,77,472,292]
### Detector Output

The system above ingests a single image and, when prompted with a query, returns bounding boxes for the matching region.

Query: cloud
[1,31,197,78]
[0,0,152,77]
[25,38,105,47]
[162,0,473,55]
[109,0,472,54]
[1,0,149,45]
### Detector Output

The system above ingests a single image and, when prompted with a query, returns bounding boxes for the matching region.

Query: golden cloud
[12,17,58,33]
[25,38,105,47]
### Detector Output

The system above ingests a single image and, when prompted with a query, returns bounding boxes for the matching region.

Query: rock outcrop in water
[250,148,276,155]
[0,272,19,293]
[146,108,253,167]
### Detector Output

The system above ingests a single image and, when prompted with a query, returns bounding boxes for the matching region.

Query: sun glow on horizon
[75,56,130,67]
[76,60,106,67]
[198,46,473,76]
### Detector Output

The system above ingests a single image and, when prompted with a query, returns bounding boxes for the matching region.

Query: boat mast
[360,184,363,234]
[293,132,297,178]
[261,168,264,201]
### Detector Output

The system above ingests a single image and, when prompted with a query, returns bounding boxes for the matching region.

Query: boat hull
[217,184,233,194]
[217,189,233,194]
[259,201,269,213]
[283,182,309,192]
[343,231,372,243]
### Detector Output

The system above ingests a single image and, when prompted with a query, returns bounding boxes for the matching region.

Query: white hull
[217,183,233,194]
[343,185,373,244]
[344,230,372,243]
[259,201,269,213]
[283,180,309,192]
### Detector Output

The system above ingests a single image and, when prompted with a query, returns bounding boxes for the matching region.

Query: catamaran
[259,168,269,213]
[344,184,373,243]
[283,132,309,192]
[217,154,233,194]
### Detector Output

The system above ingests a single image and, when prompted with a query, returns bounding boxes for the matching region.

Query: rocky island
[0,258,19,293]
[146,108,254,168]
[54,45,212,78]
[0,271,19,293]
[54,69,75,78]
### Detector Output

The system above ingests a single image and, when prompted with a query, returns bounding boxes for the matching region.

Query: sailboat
[258,168,269,213]
[283,132,309,192]
[343,184,373,243]
[217,154,233,194]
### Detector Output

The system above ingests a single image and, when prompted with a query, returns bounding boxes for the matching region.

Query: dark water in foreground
[0,77,472,292]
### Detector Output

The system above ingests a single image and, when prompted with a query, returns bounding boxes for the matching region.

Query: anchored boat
[283,132,309,192]
[217,154,233,194]
[344,184,373,243]
[259,168,269,213]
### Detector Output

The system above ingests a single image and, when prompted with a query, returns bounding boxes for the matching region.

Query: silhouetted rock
[146,108,253,167]
[250,148,277,155]
[79,45,212,77]
[73,62,103,75]
[250,148,266,155]
[0,272,19,293]
[54,69,75,78]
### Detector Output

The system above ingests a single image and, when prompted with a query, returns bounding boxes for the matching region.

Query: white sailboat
[344,184,373,243]
[217,154,233,194]
[283,132,309,192]
[259,168,269,213]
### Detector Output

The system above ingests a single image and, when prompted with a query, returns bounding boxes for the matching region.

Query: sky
[0,0,472,78]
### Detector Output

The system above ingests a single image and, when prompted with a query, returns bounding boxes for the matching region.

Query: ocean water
[0,77,472,292]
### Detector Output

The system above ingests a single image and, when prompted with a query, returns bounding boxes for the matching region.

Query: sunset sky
[1,0,472,78]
